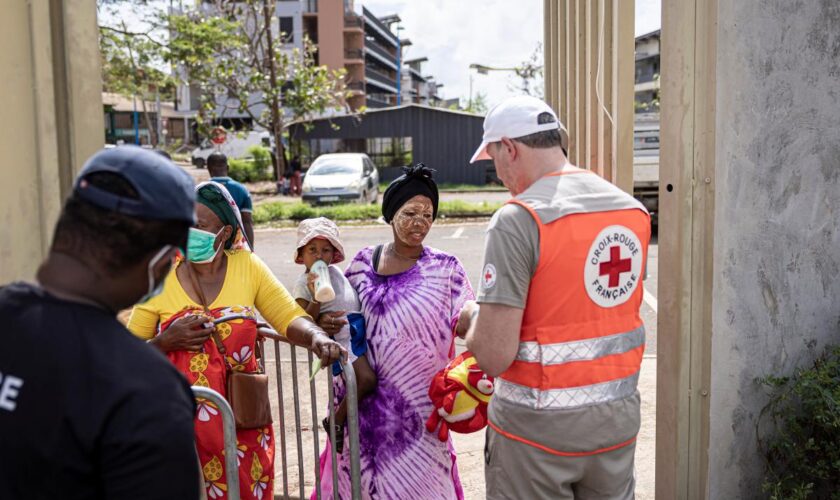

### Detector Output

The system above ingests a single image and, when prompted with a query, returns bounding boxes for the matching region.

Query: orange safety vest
[491,171,651,453]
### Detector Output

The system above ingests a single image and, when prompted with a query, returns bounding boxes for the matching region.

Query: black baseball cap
[74,145,196,224]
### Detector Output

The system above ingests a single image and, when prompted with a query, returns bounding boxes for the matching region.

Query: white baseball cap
[469,95,567,163]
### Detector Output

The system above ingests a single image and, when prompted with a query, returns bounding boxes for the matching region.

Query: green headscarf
[196,182,243,249]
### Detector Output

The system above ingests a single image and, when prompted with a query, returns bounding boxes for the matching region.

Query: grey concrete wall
[709,0,840,497]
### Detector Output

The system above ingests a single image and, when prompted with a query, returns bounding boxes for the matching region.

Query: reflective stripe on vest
[494,171,651,415]
[515,325,645,365]
[495,372,641,410]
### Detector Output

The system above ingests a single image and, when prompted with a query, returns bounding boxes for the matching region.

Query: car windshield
[308,162,361,176]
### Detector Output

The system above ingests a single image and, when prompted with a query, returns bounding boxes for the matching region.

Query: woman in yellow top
[128,181,342,500]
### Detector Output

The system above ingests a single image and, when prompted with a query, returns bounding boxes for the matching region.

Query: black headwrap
[197,183,240,249]
[382,163,439,223]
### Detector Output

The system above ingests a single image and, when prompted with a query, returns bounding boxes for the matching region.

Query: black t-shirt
[0,283,200,500]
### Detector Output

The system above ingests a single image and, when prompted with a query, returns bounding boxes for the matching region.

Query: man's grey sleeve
[476,204,539,309]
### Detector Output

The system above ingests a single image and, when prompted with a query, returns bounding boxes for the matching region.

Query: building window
[295,136,412,169]
[114,113,133,129]
[279,17,294,44]
[366,137,413,168]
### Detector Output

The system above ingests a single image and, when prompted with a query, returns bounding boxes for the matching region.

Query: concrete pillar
[0,0,103,283]
[543,0,635,193]
[658,0,840,497]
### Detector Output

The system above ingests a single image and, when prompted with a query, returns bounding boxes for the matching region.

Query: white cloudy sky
[363,0,661,107]
[111,0,661,108]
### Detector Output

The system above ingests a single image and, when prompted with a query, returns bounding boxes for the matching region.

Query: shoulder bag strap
[185,263,230,360]
[372,244,384,273]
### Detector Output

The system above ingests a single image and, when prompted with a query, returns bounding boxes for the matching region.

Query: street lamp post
[468,63,518,110]
[396,25,404,106]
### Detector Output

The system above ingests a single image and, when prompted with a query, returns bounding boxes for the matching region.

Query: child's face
[301,238,335,269]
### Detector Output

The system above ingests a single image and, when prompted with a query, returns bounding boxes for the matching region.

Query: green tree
[511,43,544,98]
[455,92,488,114]
[169,0,351,179]
[96,0,350,178]
[98,2,172,146]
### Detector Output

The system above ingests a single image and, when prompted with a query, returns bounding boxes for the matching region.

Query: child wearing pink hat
[292,217,377,453]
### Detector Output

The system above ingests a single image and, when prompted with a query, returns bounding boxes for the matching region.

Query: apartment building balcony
[362,7,398,47]
[634,79,660,93]
[365,67,398,93]
[364,41,398,71]
[346,81,365,95]
[408,67,425,81]
[344,14,363,32]
[345,49,364,64]
[366,93,395,108]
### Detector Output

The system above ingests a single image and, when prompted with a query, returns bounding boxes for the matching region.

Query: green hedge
[758,344,840,499]
[228,145,273,183]
[254,200,502,224]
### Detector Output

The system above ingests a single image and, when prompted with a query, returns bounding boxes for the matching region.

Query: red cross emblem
[482,263,497,288]
[599,246,632,288]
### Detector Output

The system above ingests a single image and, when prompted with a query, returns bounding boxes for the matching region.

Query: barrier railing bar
[327,371,339,500]
[289,345,306,499]
[273,339,290,499]
[308,351,322,499]
[341,357,362,499]
[191,386,240,500]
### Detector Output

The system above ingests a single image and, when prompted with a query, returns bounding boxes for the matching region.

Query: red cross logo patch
[482,263,497,290]
[584,225,644,308]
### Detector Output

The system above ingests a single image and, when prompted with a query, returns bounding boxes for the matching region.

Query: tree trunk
[262,0,286,180]
[140,96,158,146]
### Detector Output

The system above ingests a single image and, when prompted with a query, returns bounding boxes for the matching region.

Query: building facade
[288,104,492,185]
[634,29,660,113]
[175,0,444,129]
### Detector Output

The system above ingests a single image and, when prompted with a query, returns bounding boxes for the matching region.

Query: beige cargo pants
[484,428,636,499]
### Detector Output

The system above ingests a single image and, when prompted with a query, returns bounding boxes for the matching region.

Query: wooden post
[543,0,634,193]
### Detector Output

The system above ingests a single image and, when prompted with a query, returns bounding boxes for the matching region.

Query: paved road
[256,221,658,499]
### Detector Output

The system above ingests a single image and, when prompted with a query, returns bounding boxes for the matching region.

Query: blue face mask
[187,227,223,264]
[139,245,173,304]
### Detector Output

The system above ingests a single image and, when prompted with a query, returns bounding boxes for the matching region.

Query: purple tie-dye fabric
[316,245,474,500]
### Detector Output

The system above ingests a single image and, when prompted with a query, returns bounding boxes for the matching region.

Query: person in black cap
[0,145,203,499]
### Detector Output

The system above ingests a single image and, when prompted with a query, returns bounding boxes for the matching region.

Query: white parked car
[302,153,380,205]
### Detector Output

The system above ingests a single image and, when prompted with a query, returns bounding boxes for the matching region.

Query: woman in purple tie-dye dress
[316,165,475,499]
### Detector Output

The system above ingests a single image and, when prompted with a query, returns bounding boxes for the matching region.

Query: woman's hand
[455,301,480,339]
[284,317,346,366]
[152,314,215,352]
[311,333,345,367]
[317,310,347,336]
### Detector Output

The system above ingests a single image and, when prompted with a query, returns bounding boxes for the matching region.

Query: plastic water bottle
[310,260,336,303]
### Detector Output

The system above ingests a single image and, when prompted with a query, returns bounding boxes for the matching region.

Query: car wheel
[193,158,205,169]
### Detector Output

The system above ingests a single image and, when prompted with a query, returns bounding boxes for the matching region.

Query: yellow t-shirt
[128,250,306,340]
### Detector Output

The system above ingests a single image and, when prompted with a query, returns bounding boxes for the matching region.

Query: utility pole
[155,87,162,147]
[262,0,286,180]
[396,26,403,106]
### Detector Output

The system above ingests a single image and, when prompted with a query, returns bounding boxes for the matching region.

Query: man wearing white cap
[464,96,651,499]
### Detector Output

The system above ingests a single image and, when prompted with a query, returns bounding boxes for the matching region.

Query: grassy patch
[379,182,506,193]
[254,200,502,224]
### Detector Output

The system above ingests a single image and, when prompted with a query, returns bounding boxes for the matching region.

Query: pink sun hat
[294,217,346,265]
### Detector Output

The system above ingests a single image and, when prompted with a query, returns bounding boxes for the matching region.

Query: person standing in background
[207,152,256,248]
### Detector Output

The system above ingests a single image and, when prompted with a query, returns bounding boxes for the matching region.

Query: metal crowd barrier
[191,386,240,498]
[192,326,361,500]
